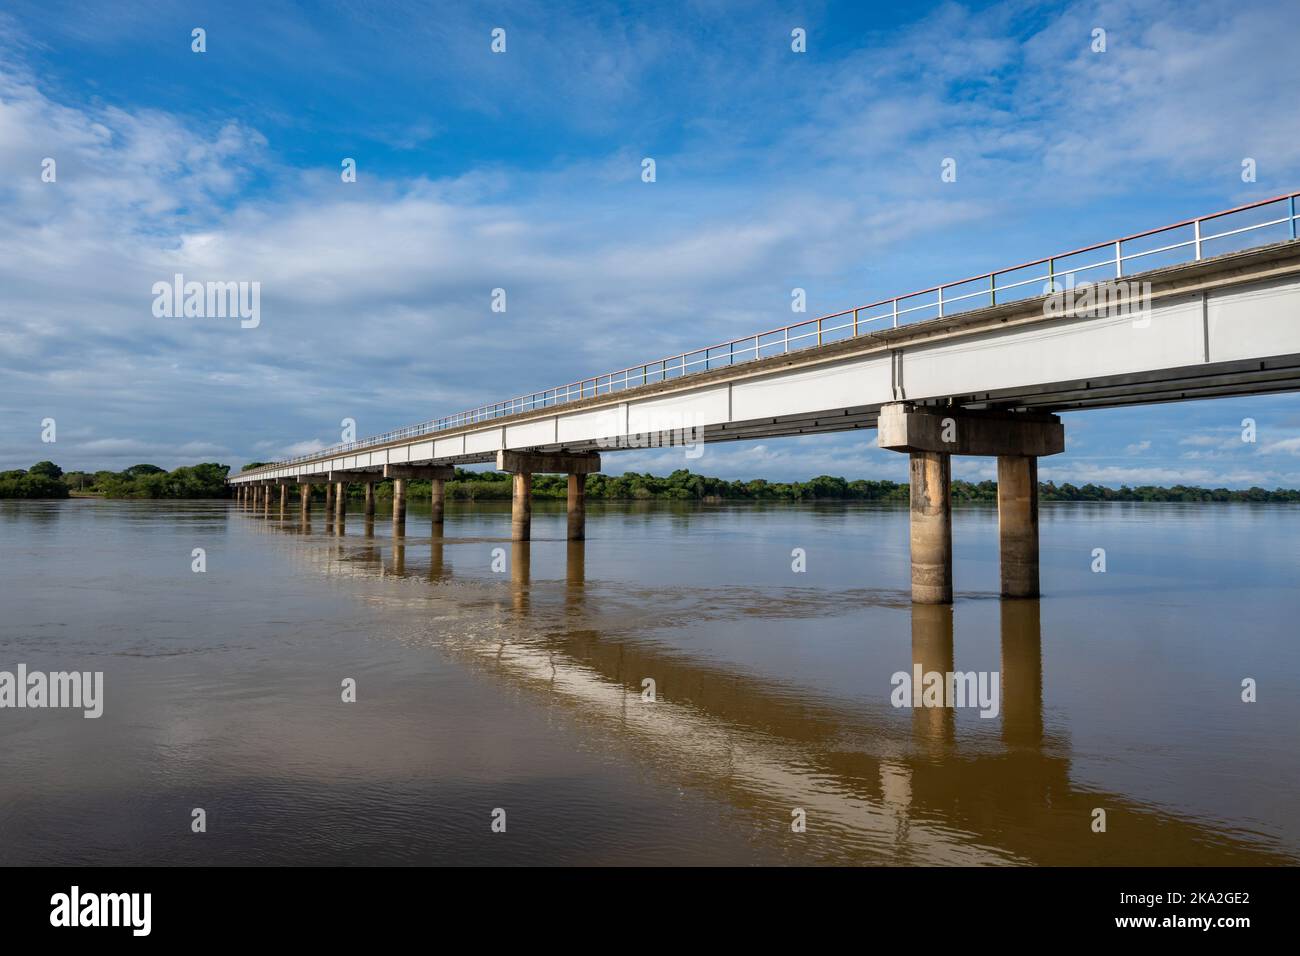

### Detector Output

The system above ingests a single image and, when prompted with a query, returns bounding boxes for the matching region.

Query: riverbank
[6,459,1300,503]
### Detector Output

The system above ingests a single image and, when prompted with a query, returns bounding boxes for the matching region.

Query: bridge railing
[256,191,1300,472]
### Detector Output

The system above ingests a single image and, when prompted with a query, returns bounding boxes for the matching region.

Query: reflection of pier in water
[245,504,1294,865]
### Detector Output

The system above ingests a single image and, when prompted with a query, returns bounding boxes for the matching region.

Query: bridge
[230,192,1300,603]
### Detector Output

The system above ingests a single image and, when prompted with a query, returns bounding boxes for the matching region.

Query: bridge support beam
[334,481,346,523]
[279,483,287,513]
[383,465,454,480]
[392,478,407,537]
[997,456,1040,598]
[364,481,375,519]
[324,482,334,517]
[879,403,1063,604]
[299,483,311,517]
[496,451,600,542]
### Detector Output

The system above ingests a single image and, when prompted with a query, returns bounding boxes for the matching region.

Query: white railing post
[1115,240,1122,278]
[892,298,898,328]
[1194,218,1202,260]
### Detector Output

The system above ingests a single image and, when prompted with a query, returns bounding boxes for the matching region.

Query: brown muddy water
[1,497,1297,865]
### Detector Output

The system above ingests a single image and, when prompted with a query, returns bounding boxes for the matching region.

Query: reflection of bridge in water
[240,501,1294,866]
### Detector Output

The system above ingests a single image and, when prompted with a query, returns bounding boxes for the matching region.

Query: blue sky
[2,0,1299,486]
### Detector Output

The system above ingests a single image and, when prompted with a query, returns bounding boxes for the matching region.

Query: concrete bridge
[230,192,1300,603]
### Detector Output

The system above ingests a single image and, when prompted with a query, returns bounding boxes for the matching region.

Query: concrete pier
[334,481,346,521]
[997,456,1040,598]
[382,465,453,538]
[299,482,311,517]
[431,478,445,533]
[908,451,953,605]
[364,482,375,519]
[495,450,600,543]
[511,473,532,541]
[279,483,288,514]
[567,474,587,541]
[324,482,334,516]
[392,478,406,537]
[879,403,1063,605]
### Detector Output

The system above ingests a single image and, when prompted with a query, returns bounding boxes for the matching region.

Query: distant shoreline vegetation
[4,460,1300,503]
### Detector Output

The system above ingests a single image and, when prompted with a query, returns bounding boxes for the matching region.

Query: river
[1,497,1296,865]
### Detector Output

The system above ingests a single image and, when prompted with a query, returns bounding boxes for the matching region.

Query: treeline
[402,469,1300,503]
[0,461,230,499]
[4,461,1300,503]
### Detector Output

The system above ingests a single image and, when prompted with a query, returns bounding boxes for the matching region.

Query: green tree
[29,460,63,479]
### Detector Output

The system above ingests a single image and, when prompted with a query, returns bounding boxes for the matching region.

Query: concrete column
[392,478,406,537]
[299,483,311,516]
[279,484,287,513]
[567,473,586,541]
[430,478,445,533]
[364,482,376,519]
[511,472,532,541]
[997,455,1040,598]
[334,481,346,520]
[909,451,952,605]
[324,482,334,516]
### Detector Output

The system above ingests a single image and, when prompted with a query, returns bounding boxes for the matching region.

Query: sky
[1,0,1299,487]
